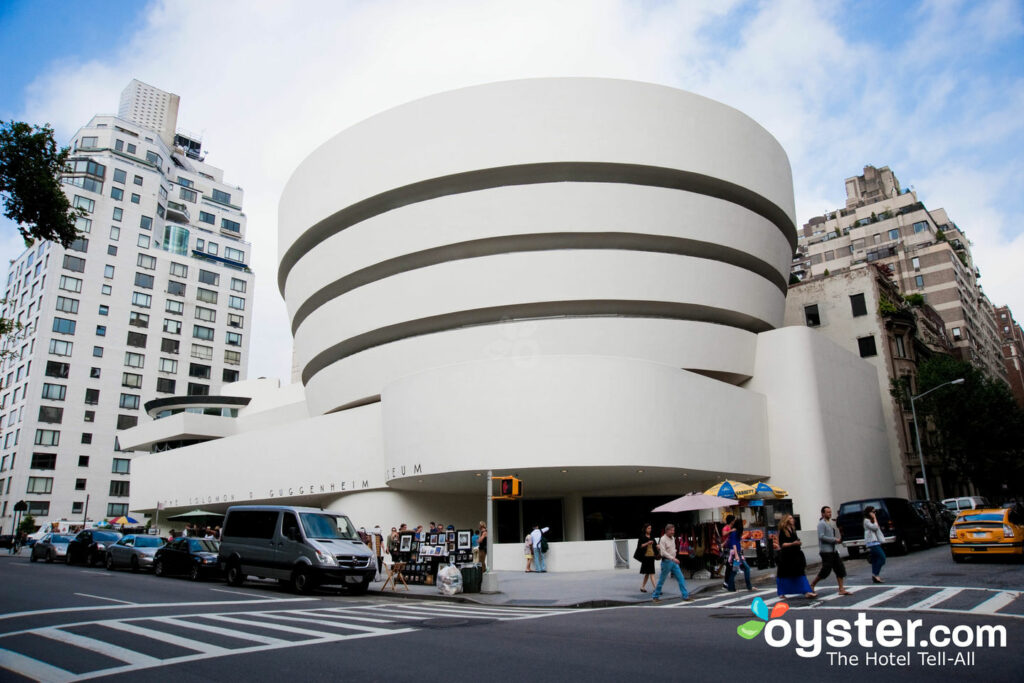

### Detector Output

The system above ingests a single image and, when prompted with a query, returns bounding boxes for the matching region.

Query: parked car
[105,534,165,572]
[911,500,954,542]
[218,505,375,594]
[837,497,931,557]
[30,533,74,562]
[66,529,123,566]
[942,496,990,513]
[153,538,222,580]
[950,507,1024,562]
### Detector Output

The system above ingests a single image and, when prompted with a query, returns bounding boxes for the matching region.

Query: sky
[1,0,1022,383]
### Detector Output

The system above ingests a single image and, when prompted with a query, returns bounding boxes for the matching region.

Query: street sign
[494,476,523,499]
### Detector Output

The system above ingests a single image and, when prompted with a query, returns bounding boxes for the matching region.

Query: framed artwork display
[457,530,471,550]
[399,533,413,553]
[446,531,456,543]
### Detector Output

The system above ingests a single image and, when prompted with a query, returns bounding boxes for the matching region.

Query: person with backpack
[530,524,550,572]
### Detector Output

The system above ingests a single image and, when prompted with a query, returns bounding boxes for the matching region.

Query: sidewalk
[369,561,801,607]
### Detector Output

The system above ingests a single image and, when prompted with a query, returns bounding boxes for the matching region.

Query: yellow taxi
[950,507,1024,562]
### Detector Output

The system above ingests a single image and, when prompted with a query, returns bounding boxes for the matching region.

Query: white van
[942,496,990,512]
[218,505,375,594]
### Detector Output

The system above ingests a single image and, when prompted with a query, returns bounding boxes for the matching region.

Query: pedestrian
[372,525,385,579]
[636,522,657,592]
[651,524,692,603]
[775,514,816,598]
[810,506,852,595]
[478,522,488,571]
[863,506,887,583]
[720,514,735,590]
[725,519,752,592]
[530,524,549,572]
[524,535,534,572]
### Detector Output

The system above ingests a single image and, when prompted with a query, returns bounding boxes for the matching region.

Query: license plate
[973,532,988,538]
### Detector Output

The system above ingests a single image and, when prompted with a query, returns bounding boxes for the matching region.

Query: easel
[382,559,409,591]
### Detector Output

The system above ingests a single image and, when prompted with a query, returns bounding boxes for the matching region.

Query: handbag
[633,542,645,562]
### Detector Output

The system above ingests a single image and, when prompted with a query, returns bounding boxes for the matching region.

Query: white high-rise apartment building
[118,79,180,148]
[0,82,254,530]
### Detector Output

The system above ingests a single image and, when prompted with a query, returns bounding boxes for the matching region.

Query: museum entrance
[495,498,564,543]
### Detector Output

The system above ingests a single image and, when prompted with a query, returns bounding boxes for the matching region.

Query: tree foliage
[0,120,82,248]
[914,356,1024,499]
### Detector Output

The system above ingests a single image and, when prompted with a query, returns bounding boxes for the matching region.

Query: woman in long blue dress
[775,514,817,598]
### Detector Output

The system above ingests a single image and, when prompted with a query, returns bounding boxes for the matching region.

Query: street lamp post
[910,378,964,501]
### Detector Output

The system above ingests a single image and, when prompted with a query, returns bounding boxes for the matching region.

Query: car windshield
[134,537,164,548]
[944,501,958,510]
[188,539,219,553]
[959,513,1004,523]
[93,531,121,542]
[299,513,359,540]
[51,535,73,544]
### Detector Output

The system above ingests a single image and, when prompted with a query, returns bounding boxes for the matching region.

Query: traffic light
[494,476,522,499]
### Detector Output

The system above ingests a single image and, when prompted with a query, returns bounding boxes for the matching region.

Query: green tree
[18,514,37,535]
[0,120,82,247]
[913,356,1024,499]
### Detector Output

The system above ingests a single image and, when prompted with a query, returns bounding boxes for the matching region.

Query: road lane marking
[36,627,162,666]
[0,597,317,621]
[0,647,74,683]
[684,588,777,608]
[209,588,285,599]
[969,590,1019,615]
[904,587,962,611]
[153,616,287,645]
[843,585,915,609]
[101,620,230,655]
[74,593,137,605]
[258,612,393,633]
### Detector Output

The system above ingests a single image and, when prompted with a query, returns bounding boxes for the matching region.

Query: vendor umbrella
[749,482,788,499]
[109,516,139,525]
[652,493,740,513]
[703,480,757,500]
[166,509,225,521]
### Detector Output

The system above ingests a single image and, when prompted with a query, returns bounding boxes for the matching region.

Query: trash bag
[437,563,463,596]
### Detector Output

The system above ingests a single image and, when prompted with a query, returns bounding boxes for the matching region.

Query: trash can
[460,563,482,593]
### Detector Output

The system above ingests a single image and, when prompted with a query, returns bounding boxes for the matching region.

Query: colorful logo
[737,597,789,639]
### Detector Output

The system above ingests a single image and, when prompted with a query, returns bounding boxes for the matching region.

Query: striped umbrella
[749,482,789,499]
[109,515,140,525]
[703,480,757,500]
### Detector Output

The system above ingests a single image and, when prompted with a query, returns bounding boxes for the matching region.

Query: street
[0,544,1020,682]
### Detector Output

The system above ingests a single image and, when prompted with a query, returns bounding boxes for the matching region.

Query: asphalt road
[0,545,1020,682]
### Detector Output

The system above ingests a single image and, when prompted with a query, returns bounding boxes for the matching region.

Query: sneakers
[652,598,661,603]
[682,596,694,601]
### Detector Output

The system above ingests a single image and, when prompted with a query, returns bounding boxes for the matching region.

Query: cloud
[5,0,1024,381]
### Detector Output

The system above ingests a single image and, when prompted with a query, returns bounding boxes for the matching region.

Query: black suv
[66,529,123,566]
[836,497,930,557]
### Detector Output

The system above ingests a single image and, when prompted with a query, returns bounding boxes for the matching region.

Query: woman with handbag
[636,523,658,592]
[775,514,817,598]
[863,506,887,583]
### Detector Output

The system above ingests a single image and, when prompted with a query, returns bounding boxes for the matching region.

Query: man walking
[652,524,693,603]
[530,524,549,572]
[810,506,852,595]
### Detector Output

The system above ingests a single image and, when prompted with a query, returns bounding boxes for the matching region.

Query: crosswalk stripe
[904,587,962,611]
[0,647,75,683]
[309,609,396,624]
[836,585,914,609]
[373,603,559,618]
[969,591,1018,615]
[361,604,504,620]
[154,616,286,645]
[259,612,393,633]
[203,614,338,639]
[101,620,230,655]
[36,627,162,666]
[687,588,776,608]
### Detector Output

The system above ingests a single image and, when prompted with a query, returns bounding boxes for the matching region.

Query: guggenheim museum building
[124,78,892,567]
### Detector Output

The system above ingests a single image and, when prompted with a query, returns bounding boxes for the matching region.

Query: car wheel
[66,551,74,565]
[105,554,115,571]
[154,559,165,577]
[29,550,37,563]
[893,537,909,556]
[292,566,315,594]
[87,551,96,567]
[47,550,55,563]
[189,563,201,581]
[226,563,246,587]
[130,556,140,573]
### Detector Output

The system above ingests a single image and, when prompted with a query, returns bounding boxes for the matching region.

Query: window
[114,139,124,152]
[230,278,247,293]
[193,325,214,341]
[195,306,216,322]
[75,478,86,490]
[179,187,198,203]
[78,455,90,467]
[221,218,241,233]
[132,292,152,308]
[134,272,154,289]
[137,234,150,248]
[156,377,176,393]
[34,429,60,446]
[199,211,215,224]
[85,388,100,404]
[227,313,243,328]
[857,335,877,358]
[198,269,219,286]
[165,299,184,315]
[63,255,86,272]
[98,304,109,316]
[75,215,92,234]
[107,503,129,517]
[913,221,929,233]
[27,477,53,494]
[196,238,204,251]
[127,143,136,154]
[119,393,140,410]
[129,311,149,328]
[31,452,57,469]
[145,151,162,166]
[156,204,164,218]
[208,242,219,255]
[59,275,82,292]
[187,382,209,396]
[133,175,143,185]
[81,433,92,444]
[72,502,83,514]
[164,319,182,334]
[223,369,239,382]
[126,331,147,348]
[196,288,218,304]
[190,344,213,360]
[804,304,820,327]
[73,195,95,212]
[161,338,179,354]
[26,502,50,517]
[52,317,76,335]
[49,339,72,356]
[952,327,962,341]
[80,136,98,149]
[189,363,211,379]
[101,284,112,295]
[224,350,241,366]
[212,189,232,204]
[95,325,106,337]
[110,187,123,201]
[894,335,906,358]
[850,293,867,317]
[55,296,79,314]
[68,237,88,253]
[158,358,178,373]
[84,410,95,422]
[167,280,185,296]
[224,247,244,262]
[915,275,924,288]
[225,331,242,346]
[41,383,66,400]
[116,415,138,430]
[109,480,130,497]
[107,246,117,257]
[124,352,144,368]
[889,229,900,241]
[137,253,156,269]
[911,257,920,271]
[38,405,64,423]
[44,361,69,379]
[228,295,245,310]
[104,264,115,278]
[112,168,126,184]
[112,207,122,221]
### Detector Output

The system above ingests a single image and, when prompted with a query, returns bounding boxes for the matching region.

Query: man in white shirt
[530,525,550,572]
[652,524,693,603]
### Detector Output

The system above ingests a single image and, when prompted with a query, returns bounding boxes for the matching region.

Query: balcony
[165,200,191,224]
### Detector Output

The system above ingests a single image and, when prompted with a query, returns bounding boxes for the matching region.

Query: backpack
[540,534,549,553]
